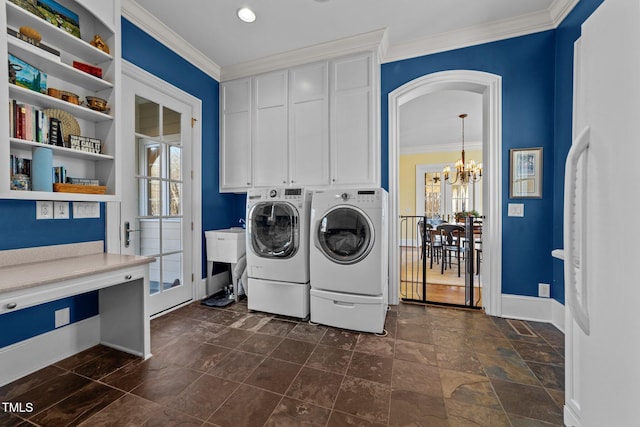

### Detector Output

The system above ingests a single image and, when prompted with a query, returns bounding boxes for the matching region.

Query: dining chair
[437,223,465,276]
[418,220,442,268]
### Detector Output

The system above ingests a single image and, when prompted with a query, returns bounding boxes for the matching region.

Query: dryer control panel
[336,189,382,204]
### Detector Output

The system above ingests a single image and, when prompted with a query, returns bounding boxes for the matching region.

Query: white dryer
[309,188,388,333]
[246,187,312,318]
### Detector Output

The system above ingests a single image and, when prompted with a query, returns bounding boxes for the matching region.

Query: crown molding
[120,0,576,81]
[383,8,556,64]
[220,28,387,81]
[121,0,221,80]
[400,141,483,155]
[549,0,580,26]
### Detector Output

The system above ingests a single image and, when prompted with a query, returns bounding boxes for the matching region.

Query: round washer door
[249,202,299,258]
[316,206,374,264]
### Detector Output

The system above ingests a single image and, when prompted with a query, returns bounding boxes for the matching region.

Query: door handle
[124,221,140,248]
[564,126,591,335]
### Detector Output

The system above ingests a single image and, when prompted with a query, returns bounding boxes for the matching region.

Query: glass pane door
[135,96,187,306]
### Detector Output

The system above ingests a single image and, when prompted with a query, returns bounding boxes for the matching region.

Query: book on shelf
[49,117,63,146]
[52,166,66,184]
[10,154,31,176]
[6,28,61,58]
[9,99,50,143]
[72,61,102,78]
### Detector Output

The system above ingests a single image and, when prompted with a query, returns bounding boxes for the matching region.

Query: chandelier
[443,113,482,185]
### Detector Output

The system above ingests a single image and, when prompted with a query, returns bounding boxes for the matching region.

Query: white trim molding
[121,0,577,80]
[110,60,204,307]
[221,28,387,81]
[400,141,483,155]
[388,70,502,316]
[501,294,565,333]
[121,0,221,80]
[0,316,100,386]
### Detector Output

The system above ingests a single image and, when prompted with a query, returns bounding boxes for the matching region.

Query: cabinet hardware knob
[247,182,251,185]
[6,302,17,309]
[283,181,286,184]
[291,180,294,183]
[125,274,132,280]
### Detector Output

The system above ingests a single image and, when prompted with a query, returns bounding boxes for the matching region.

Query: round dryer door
[317,206,374,264]
[249,202,299,258]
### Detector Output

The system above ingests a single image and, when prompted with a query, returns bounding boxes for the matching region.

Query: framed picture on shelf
[510,147,543,198]
[8,0,80,38]
[37,0,80,38]
[8,53,47,93]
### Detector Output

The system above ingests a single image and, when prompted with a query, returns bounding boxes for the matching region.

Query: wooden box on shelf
[53,183,107,194]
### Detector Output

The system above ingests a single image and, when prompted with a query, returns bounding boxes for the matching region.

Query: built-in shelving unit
[0,0,121,201]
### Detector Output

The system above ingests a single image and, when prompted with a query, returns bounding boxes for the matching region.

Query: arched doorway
[388,70,502,316]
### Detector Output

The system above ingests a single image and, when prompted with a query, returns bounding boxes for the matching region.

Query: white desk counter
[0,242,154,386]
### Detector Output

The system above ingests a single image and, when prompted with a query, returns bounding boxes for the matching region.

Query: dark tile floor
[0,301,565,426]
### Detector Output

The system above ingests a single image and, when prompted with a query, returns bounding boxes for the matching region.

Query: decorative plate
[43,109,80,143]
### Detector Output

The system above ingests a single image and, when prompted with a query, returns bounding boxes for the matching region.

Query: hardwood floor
[399,246,482,307]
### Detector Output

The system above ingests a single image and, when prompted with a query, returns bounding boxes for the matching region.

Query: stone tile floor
[0,301,565,426]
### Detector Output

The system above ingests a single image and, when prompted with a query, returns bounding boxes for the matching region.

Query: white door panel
[118,73,194,316]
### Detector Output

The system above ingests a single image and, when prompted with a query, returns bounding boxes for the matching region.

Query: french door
[115,68,195,316]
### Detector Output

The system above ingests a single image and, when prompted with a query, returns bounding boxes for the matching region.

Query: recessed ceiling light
[237,7,256,23]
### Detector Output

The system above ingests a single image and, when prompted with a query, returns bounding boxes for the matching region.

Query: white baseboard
[564,404,581,427]
[0,316,100,387]
[551,298,565,333]
[501,294,565,332]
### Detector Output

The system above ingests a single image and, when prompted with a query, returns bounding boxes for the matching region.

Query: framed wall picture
[510,147,543,198]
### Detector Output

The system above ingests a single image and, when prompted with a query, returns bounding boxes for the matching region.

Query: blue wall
[0,1,608,349]
[381,0,603,302]
[551,0,603,302]
[0,20,244,348]
[382,31,557,299]
[0,202,105,251]
[121,18,245,278]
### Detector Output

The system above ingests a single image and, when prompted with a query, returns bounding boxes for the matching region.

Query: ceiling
[123,0,576,151]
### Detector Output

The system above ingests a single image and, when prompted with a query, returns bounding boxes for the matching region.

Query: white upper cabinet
[289,61,329,187]
[220,78,251,191]
[252,70,288,187]
[219,51,379,192]
[0,0,121,201]
[330,52,377,187]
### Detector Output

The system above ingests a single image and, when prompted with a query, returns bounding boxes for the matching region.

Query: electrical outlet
[538,283,551,298]
[53,201,69,219]
[55,308,70,328]
[36,201,54,219]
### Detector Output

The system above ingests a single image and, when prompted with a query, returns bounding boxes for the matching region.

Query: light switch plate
[508,203,524,217]
[73,202,100,219]
[53,201,69,219]
[36,201,53,219]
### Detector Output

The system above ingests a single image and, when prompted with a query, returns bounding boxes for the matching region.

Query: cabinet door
[289,62,329,187]
[220,79,251,191]
[330,53,377,186]
[253,70,288,187]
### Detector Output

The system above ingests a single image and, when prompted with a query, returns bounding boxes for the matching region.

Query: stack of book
[9,99,64,146]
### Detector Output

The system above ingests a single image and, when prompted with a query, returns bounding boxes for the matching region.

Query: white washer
[309,188,388,333]
[246,187,312,318]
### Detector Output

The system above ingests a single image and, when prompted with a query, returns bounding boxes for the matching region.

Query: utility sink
[205,228,246,263]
